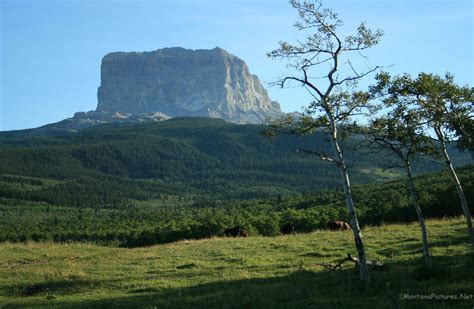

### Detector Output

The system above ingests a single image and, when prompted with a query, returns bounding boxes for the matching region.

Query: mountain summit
[95,47,282,124]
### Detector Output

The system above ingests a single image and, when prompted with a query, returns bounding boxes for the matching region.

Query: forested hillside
[1,117,472,246]
[0,117,471,208]
[1,154,472,246]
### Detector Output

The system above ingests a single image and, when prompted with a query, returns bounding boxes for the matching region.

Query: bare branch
[295,147,341,166]
[334,65,380,86]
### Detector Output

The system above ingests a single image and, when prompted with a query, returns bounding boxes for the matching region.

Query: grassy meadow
[1,217,473,308]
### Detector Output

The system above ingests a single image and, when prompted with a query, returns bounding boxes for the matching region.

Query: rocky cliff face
[96,47,282,124]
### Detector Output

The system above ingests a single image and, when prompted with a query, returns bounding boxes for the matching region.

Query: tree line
[0,165,472,247]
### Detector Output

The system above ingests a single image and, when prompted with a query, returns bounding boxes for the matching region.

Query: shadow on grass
[382,232,472,258]
[3,279,112,298]
[3,253,473,308]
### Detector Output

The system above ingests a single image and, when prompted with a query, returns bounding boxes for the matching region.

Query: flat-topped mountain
[96,47,282,124]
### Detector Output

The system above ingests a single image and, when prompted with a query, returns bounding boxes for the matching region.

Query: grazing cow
[327,220,352,231]
[280,223,296,235]
[240,229,249,238]
[224,226,248,237]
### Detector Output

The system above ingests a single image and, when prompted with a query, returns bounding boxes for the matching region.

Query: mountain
[96,47,282,124]
[0,118,471,208]
[6,47,284,135]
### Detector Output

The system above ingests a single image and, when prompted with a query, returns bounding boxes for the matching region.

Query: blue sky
[1,0,472,131]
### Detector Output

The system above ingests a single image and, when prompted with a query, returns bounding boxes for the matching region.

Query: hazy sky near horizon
[1,0,473,131]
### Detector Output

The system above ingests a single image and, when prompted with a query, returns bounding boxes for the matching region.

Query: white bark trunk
[436,129,474,249]
[329,121,370,282]
[406,161,432,267]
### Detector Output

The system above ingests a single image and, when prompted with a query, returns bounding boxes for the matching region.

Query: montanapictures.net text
[400,293,473,301]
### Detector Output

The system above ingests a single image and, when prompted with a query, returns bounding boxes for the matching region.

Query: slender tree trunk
[436,128,474,249]
[329,121,370,282]
[406,160,432,267]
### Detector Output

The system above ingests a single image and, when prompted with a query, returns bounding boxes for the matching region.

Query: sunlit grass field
[1,217,473,308]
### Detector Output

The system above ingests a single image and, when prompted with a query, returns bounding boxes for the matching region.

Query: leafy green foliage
[1,162,472,247]
[372,71,474,149]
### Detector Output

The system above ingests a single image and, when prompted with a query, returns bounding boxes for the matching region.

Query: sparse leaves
[345,22,384,52]
[268,0,383,96]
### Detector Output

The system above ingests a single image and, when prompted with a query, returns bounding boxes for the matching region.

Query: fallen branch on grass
[316,254,384,272]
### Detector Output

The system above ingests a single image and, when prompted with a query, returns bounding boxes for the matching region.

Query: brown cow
[224,227,248,237]
[327,220,351,231]
[240,229,249,238]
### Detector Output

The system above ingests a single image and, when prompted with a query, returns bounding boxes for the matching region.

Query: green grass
[1,217,473,308]
[359,167,401,181]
